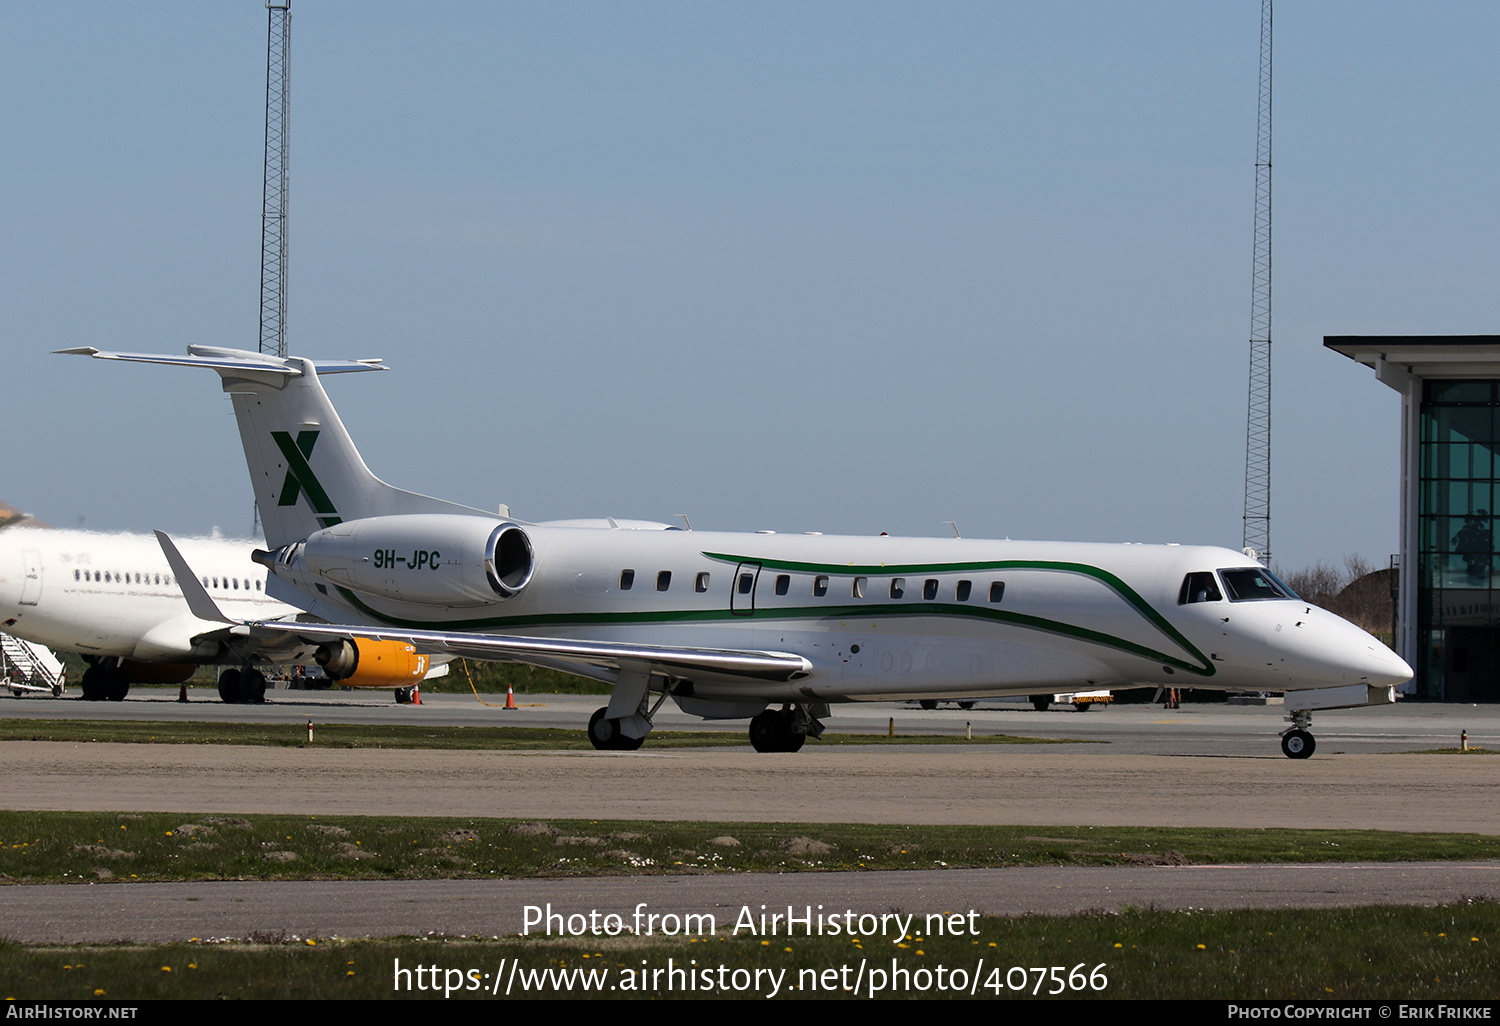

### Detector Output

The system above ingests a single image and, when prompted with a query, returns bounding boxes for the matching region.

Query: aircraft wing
[246,620,812,682]
[154,531,810,684]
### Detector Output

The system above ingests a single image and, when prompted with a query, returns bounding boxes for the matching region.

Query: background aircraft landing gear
[80,659,129,701]
[80,664,105,701]
[588,707,643,751]
[218,666,267,704]
[241,668,266,703]
[104,664,129,701]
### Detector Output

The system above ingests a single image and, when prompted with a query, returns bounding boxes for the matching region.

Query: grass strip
[0,718,1075,750]
[1,811,1496,884]
[3,902,1495,1000]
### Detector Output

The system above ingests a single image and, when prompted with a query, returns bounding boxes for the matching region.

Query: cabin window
[695,572,710,593]
[1178,571,1223,605]
[813,575,829,597]
[890,578,905,599]
[619,569,635,590]
[74,570,80,581]
[923,578,939,600]
[774,574,790,596]
[656,570,671,592]
[852,577,867,599]
[233,579,240,590]
[738,573,754,595]
[989,581,1005,603]
[255,580,261,591]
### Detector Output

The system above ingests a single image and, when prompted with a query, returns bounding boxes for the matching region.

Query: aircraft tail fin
[0,499,48,531]
[62,347,493,548]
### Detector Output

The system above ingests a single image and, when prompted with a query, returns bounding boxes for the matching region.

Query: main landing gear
[78,657,130,701]
[589,706,644,751]
[586,679,827,754]
[749,704,824,753]
[217,666,267,704]
[1280,708,1316,759]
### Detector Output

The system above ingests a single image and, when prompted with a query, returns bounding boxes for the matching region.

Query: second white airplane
[0,500,446,702]
[67,345,1414,756]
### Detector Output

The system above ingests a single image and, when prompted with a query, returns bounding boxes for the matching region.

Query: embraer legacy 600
[64,346,1412,757]
[0,500,448,703]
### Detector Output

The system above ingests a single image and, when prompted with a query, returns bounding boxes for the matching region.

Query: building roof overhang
[1326,335,1500,380]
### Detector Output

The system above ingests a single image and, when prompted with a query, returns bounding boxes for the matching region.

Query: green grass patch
[2,902,1494,1000]
[0,718,1072,750]
[1,812,1495,885]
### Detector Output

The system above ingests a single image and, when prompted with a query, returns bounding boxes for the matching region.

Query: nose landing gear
[1280,709,1316,759]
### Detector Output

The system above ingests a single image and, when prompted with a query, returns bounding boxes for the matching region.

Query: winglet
[154,531,237,625]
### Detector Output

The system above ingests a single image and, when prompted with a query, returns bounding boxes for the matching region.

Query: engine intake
[295,514,534,608]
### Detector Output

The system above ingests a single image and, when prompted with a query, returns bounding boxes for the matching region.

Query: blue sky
[4,2,1497,572]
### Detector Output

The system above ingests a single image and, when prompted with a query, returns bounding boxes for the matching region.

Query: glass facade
[1418,380,1500,700]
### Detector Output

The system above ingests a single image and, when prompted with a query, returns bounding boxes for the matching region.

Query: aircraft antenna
[259,0,291,357]
[1242,0,1272,565]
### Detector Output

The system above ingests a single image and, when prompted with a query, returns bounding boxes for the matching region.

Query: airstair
[1,633,65,696]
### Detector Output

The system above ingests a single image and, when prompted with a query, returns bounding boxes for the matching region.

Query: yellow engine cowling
[314,638,430,688]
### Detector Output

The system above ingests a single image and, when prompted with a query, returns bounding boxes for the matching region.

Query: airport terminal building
[1328,335,1500,702]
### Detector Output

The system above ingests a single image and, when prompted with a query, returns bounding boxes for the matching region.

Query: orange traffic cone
[177,683,189,703]
[412,685,421,705]
[505,684,517,710]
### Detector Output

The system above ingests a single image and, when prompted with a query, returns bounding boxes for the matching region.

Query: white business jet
[64,346,1413,757]
[0,498,444,703]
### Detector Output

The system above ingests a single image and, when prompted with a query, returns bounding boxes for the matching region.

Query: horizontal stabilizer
[56,346,387,376]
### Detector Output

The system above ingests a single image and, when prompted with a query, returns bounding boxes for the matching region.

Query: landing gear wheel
[80,666,106,701]
[749,709,805,753]
[1030,695,1050,712]
[1281,729,1315,759]
[918,700,938,710]
[588,707,643,751]
[958,701,975,710]
[104,667,130,701]
[218,668,242,704]
[749,710,781,752]
[241,668,267,704]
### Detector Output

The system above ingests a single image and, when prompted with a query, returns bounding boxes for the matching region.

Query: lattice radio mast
[1242,0,1272,564]
[259,0,290,357]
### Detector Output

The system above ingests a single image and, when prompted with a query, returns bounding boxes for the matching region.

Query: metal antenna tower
[1242,0,1272,564]
[259,0,291,357]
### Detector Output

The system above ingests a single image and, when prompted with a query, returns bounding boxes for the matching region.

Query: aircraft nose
[1352,637,1414,689]
[1313,609,1412,687]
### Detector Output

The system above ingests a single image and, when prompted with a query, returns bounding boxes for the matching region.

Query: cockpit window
[1219,567,1299,602]
[1177,571,1223,604]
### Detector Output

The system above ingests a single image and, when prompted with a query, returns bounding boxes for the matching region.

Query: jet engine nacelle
[299,515,534,607]
[315,637,432,687]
